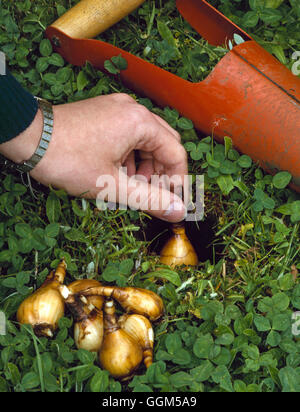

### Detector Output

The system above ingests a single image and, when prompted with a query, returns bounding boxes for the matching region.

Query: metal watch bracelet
[0,97,53,174]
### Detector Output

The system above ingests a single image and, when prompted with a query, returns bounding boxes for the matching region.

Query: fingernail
[163,201,187,221]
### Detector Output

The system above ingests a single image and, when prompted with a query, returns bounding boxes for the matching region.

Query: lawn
[0,0,300,393]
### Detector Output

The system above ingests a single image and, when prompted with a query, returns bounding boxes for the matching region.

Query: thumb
[116,168,187,222]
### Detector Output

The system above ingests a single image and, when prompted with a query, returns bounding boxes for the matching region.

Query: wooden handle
[49,0,146,39]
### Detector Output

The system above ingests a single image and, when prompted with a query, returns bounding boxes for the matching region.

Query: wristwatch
[0,97,53,173]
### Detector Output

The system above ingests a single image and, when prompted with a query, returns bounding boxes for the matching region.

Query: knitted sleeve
[0,66,38,144]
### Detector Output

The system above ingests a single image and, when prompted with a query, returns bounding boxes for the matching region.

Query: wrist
[0,107,43,164]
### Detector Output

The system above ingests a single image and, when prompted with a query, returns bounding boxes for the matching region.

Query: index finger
[136,112,188,179]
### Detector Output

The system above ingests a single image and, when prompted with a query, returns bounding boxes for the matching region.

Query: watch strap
[0,97,53,174]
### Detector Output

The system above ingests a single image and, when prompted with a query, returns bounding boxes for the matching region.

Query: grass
[0,0,300,393]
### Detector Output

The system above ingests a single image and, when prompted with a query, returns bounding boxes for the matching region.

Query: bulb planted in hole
[159,223,198,268]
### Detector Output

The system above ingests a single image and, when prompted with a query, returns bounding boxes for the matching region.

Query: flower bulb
[17,259,67,337]
[82,286,164,321]
[99,300,143,381]
[119,313,154,368]
[160,223,198,267]
[68,279,104,310]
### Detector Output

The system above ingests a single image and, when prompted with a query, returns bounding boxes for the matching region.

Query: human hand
[0,94,188,222]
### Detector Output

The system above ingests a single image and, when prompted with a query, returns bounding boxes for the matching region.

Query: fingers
[138,118,187,175]
[123,102,188,200]
[136,158,154,182]
[98,95,186,182]
[79,164,186,223]
[123,151,136,177]
[32,94,189,223]
[115,167,187,222]
[143,131,188,194]
[152,113,181,142]
[127,104,187,186]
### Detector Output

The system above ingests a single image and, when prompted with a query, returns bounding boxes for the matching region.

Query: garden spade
[46,0,300,192]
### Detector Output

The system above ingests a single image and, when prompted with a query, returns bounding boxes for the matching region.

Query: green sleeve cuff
[0,67,38,144]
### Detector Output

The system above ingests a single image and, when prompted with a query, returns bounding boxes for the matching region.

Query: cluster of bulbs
[17,260,164,381]
[16,222,198,380]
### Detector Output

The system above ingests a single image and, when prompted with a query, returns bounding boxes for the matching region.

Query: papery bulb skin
[99,300,143,381]
[60,287,104,352]
[112,288,164,321]
[159,223,198,268]
[68,279,104,310]
[119,314,154,368]
[73,307,104,352]
[51,259,68,284]
[82,286,164,321]
[17,259,67,337]
[99,329,143,381]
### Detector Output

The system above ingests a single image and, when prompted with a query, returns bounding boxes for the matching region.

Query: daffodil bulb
[119,313,154,368]
[160,223,198,267]
[17,259,67,337]
[60,287,104,352]
[73,300,103,352]
[68,279,104,310]
[99,300,143,381]
[82,286,164,322]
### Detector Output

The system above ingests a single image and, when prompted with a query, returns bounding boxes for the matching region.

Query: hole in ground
[141,215,223,263]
